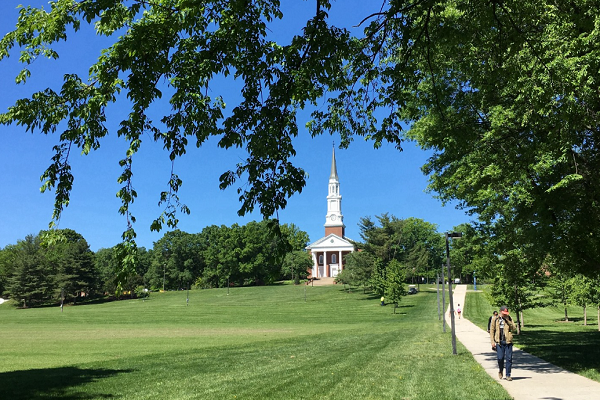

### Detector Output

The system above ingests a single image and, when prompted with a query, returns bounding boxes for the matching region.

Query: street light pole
[441,264,446,333]
[446,232,462,355]
[436,273,440,321]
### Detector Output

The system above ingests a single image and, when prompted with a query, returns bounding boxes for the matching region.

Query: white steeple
[324,146,344,234]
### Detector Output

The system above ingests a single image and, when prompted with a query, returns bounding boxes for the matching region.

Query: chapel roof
[306,233,354,250]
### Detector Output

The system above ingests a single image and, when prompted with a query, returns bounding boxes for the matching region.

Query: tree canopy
[0,0,354,238]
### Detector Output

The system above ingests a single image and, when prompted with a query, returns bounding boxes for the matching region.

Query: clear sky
[0,1,474,251]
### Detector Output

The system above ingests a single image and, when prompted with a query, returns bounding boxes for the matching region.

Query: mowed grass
[0,285,510,400]
[465,289,600,383]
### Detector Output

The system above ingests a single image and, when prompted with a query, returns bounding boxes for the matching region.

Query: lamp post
[446,231,462,355]
[441,264,446,332]
[436,273,440,321]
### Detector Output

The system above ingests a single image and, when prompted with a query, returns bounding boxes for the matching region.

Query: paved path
[449,284,600,400]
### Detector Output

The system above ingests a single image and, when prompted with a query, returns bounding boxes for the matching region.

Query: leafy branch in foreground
[0,0,357,234]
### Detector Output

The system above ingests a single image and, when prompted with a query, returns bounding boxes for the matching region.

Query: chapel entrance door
[331,264,340,277]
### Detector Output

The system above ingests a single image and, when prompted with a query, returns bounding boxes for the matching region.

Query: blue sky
[0,1,473,251]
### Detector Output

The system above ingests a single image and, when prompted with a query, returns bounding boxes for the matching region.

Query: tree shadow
[553,316,584,323]
[350,292,381,300]
[515,329,600,375]
[0,366,132,400]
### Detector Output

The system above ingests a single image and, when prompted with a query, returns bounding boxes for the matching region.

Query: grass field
[0,284,511,400]
[465,288,600,383]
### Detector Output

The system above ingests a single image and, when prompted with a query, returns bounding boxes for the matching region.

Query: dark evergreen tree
[5,235,52,307]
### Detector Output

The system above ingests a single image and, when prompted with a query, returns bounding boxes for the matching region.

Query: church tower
[324,146,345,237]
[305,146,354,279]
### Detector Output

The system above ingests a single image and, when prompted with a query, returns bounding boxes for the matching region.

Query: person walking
[456,304,462,319]
[490,305,516,381]
[380,296,385,306]
[487,310,498,332]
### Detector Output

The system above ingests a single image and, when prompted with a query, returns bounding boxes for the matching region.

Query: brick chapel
[305,147,354,278]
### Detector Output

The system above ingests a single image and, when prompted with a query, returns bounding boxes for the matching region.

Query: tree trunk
[519,310,524,328]
[584,305,587,326]
[564,303,569,322]
[515,285,522,334]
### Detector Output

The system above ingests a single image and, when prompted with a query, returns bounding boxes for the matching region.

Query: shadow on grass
[346,292,380,300]
[12,296,126,309]
[0,366,132,400]
[515,329,600,375]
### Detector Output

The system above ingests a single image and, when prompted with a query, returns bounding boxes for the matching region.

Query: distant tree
[279,223,310,252]
[95,247,119,295]
[590,278,600,332]
[547,269,576,322]
[446,223,487,284]
[369,258,387,297]
[149,230,204,290]
[282,251,312,284]
[239,221,277,285]
[357,214,443,289]
[489,249,546,333]
[406,243,428,287]
[5,235,52,307]
[341,251,375,293]
[96,245,151,296]
[385,260,407,314]
[136,247,153,287]
[43,229,97,303]
[571,274,595,326]
[0,246,15,296]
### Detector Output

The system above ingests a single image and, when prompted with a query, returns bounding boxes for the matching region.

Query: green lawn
[465,289,600,383]
[0,285,510,400]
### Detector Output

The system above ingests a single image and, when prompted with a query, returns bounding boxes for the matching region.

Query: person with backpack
[490,305,517,381]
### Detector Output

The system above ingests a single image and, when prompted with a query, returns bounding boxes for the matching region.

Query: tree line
[0,221,311,307]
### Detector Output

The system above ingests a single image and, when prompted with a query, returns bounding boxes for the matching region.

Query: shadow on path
[0,366,132,400]
[513,349,566,374]
[514,329,600,376]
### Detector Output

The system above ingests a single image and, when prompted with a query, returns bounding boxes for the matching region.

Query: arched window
[332,254,337,264]
[318,255,324,265]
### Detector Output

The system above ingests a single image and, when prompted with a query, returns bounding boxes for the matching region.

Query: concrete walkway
[308,277,336,286]
[449,284,600,400]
